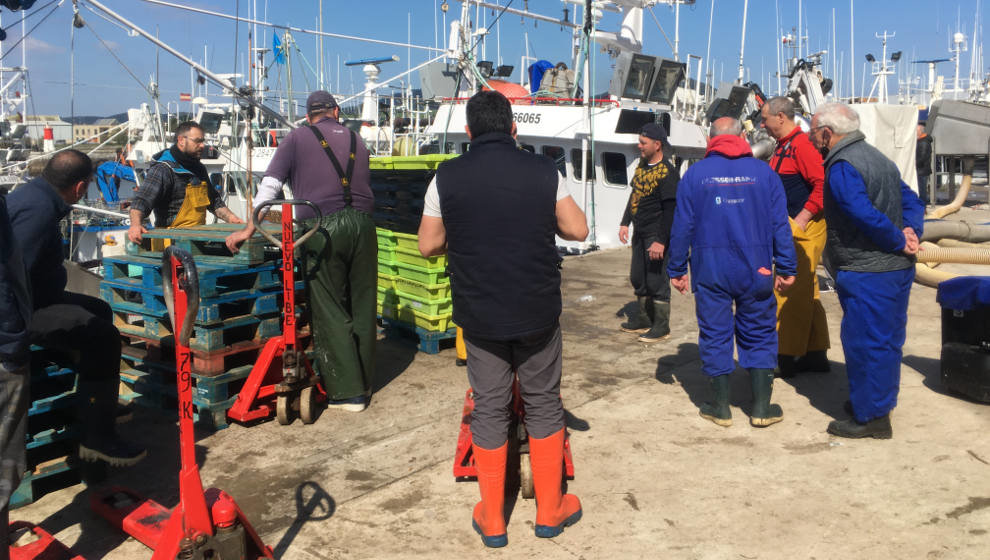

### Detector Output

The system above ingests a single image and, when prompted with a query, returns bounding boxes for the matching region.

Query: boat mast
[737,0,749,83]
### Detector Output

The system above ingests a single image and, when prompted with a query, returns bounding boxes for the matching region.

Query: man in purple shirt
[226,91,377,412]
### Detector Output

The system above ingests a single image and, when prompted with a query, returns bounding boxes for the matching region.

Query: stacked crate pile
[11,349,105,508]
[103,224,306,430]
[371,155,458,352]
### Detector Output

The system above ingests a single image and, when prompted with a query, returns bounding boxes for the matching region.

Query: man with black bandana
[128,121,242,243]
[618,122,680,343]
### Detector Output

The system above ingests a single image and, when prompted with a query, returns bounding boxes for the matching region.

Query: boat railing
[439,96,620,108]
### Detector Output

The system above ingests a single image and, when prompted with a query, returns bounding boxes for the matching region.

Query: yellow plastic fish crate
[393,231,420,251]
[393,245,446,270]
[393,275,451,300]
[377,285,398,305]
[395,289,452,316]
[378,302,453,332]
[395,260,447,285]
[378,272,397,291]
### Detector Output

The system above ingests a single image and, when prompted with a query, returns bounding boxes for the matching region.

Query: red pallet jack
[91,247,273,559]
[7,521,84,560]
[227,200,324,425]
[453,377,575,498]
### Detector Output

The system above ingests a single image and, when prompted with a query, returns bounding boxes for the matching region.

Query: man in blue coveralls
[667,117,797,428]
[810,103,924,439]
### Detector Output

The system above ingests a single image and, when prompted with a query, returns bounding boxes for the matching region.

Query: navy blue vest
[437,132,561,340]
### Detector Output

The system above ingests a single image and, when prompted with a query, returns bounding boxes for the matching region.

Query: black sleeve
[206,181,227,213]
[0,197,29,362]
[131,163,169,218]
[620,192,633,227]
[656,167,680,246]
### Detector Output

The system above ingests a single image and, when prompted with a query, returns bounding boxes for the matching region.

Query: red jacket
[769,127,825,217]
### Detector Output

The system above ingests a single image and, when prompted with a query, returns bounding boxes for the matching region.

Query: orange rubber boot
[471,442,508,547]
[529,429,582,538]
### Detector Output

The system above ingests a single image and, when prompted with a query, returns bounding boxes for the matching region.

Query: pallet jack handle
[162,246,199,347]
[252,199,323,249]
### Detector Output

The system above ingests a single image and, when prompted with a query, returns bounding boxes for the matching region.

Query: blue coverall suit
[824,161,924,423]
[667,140,797,377]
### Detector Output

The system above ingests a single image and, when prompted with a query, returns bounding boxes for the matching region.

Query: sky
[0,0,986,117]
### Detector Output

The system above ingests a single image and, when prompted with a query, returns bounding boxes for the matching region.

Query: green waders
[302,207,378,400]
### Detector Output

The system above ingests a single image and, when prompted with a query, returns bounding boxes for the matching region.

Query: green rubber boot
[699,374,732,427]
[621,296,652,333]
[749,368,784,427]
[638,300,671,342]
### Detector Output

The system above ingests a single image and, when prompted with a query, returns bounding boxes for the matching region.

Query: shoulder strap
[308,124,358,206]
[772,137,795,173]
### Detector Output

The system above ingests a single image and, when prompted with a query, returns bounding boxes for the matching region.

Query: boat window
[461,143,470,153]
[570,149,596,181]
[647,60,687,105]
[520,144,535,153]
[602,153,628,185]
[542,146,566,177]
[622,54,656,100]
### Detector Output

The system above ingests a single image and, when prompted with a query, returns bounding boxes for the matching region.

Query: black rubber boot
[775,354,797,378]
[827,415,892,439]
[638,300,671,343]
[621,297,652,333]
[699,375,732,427]
[749,368,783,427]
[794,350,831,372]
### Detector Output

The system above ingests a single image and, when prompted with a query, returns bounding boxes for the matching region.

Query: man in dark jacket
[7,150,145,465]
[810,103,925,439]
[618,122,679,343]
[418,91,588,547]
[667,117,796,428]
[128,121,242,243]
[1,191,31,544]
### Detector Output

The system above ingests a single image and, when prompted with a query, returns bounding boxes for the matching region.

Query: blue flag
[272,33,285,64]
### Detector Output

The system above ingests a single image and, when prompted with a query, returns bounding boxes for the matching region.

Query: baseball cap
[306,90,338,113]
[640,122,669,144]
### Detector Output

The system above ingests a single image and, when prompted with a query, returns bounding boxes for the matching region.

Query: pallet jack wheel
[519,453,534,499]
[276,394,293,425]
[299,385,317,424]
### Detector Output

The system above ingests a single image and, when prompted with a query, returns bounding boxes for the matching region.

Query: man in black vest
[810,103,925,439]
[418,90,588,548]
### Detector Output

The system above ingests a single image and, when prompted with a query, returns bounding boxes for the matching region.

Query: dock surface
[13,211,990,559]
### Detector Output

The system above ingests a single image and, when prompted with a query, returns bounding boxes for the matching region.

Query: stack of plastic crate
[376,228,456,353]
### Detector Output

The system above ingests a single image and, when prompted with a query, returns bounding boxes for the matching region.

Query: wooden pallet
[120,330,311,376]
[379,317,457,354]
[102,281,284,326]
[102,254,284,297]
[126,224,281,265]
[118,364,256,431]
[112,309,283,353]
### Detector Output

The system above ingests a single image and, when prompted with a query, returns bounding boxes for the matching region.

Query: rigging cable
[80,7,156,98]
[0,0,63,62]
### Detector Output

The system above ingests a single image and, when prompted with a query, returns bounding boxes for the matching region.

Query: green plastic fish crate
[393,245,446,270]
[378,259,398,276]
[395,289,452,316]
[376,227,397,248]
[395,260,447,285]
[378,302,453,332]
[393,275,451,300]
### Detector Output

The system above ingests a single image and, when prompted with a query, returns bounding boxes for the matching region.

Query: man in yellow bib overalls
[128,121,242,244]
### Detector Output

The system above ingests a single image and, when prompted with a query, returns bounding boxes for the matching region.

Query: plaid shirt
[131,157,226,227]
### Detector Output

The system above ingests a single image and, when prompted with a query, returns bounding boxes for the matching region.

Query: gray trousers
[464,325,565,450]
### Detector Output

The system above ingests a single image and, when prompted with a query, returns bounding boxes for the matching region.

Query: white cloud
[24,37,63,54]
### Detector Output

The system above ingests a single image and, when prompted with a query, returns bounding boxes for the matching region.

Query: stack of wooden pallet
[11,349,104,509]
[105,224,307,430]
